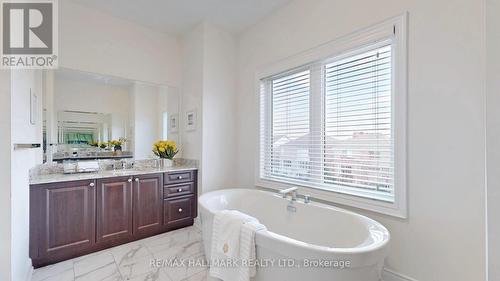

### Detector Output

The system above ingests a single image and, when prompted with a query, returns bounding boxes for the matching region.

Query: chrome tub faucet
[280,186,298,201]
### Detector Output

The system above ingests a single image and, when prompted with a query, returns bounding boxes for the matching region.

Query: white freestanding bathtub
[198,188,390,281]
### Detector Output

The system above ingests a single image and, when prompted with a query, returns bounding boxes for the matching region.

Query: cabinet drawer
[164,183,194,198]
[164,171,194,185]
[164,196,194,225]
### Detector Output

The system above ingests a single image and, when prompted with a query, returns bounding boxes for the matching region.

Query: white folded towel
[212,210,256,259]
[209,210,266,281]
[238,220,267,281]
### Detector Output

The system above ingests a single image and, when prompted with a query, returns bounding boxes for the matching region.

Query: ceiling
[68,0,291,34]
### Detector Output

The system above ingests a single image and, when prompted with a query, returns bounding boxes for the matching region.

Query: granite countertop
[30,164,197,185]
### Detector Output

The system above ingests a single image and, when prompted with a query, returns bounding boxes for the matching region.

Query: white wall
[180,23,238,193]
[54,77,130,141]
[201,24,238,192]
[0,70,12,281]
[11,150,39,281]
[10,70,44,281]
[235,0,486,280]
[486,0,500,279]
[59,1,181,87]
[180,25,205,162]
[11,71,43,145]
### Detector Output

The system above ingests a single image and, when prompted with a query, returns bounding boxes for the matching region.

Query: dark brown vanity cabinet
[29,180,96,264]
[30,169,197,268]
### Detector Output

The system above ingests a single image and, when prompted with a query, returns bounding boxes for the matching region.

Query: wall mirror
[43,68,181,163]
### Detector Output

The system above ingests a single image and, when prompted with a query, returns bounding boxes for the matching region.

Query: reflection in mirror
[43,68,180,163]
[57,111,112,145]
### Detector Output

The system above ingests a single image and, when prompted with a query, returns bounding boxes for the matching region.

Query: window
[258,16,407,217]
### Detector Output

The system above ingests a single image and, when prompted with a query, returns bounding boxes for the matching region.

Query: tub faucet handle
[280,187,298,200]
[304,195,311,204]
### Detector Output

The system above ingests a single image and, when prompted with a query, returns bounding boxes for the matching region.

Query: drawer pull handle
[177,188,183,192]
[128,178,132,183]
[178,208,183,213]
[177,176,183,180]
[89,182,95,187]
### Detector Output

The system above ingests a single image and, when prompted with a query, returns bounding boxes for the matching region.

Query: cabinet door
[96,177,133,243]
[133,174,163,236]
[38,180,96,259]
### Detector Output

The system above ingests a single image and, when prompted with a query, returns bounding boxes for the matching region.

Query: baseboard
[383,268,419,281]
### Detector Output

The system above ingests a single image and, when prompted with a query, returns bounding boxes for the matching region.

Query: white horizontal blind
[324,44,393,198]
[260,42,395,202]
[269,69,311,181]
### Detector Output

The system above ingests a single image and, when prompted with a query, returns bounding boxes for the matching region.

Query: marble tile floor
[31,226,213,281]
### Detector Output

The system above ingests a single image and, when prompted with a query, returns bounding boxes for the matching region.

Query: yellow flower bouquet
[98,142,108,149]
[152,140,179,160]
[88,141,99,147]
[109,138,127,151]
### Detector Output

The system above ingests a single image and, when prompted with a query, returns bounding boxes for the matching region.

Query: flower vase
[160,158,173,168]
[113,145,122,156]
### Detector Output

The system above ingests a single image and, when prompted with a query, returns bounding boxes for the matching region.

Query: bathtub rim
[198,188,390,255]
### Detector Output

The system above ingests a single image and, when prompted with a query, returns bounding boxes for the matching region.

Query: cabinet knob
[128,178,132,183]
[89,182,95,187]
[177,188,183,192]
[178,208,183,213]
[135,178,139,182]
[178,176,183,180]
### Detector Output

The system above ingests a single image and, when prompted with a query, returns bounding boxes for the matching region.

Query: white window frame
[255,14,408,218]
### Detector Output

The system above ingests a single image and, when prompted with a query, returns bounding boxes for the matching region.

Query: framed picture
[185,110,197,131]
[169,113,178,133]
